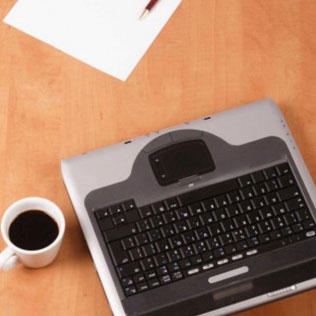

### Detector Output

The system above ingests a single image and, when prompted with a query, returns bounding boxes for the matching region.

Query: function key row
[95,199,137,220]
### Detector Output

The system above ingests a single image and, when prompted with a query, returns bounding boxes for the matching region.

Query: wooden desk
[1,0,316,315]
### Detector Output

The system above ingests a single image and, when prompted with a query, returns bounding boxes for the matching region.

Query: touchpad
[149,140,215,186]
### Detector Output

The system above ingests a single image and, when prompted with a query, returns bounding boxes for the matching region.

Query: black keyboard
[94,163,316,297]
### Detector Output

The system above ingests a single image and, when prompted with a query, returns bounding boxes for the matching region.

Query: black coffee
[9,210,59,250]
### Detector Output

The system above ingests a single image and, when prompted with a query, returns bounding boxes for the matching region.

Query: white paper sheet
[4,0,182,80]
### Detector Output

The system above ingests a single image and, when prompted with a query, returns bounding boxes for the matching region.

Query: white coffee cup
[0,197,65,270]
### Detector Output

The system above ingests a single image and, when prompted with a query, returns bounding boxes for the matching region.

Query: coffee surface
[9,210,59,250]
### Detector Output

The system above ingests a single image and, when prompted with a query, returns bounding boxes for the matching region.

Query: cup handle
[0,247,19,271]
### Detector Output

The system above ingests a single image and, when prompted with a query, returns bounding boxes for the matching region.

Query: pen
[139,0,160,20]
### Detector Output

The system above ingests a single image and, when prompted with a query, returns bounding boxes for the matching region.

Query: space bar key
[103,223,137,242]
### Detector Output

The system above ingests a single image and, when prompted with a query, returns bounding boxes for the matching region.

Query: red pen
[139,0,160,20]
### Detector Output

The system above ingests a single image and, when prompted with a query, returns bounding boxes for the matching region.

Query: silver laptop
[61,99,316,316]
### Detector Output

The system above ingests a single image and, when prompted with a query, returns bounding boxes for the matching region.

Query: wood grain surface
[1,0,316,315]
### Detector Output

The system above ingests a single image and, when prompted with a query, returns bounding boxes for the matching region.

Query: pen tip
[139,9,149,21]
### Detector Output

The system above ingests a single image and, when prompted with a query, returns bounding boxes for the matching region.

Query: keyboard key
[281,226,293,237]
[180,245,195,258]
[240,187,255,199]
[227,191,242,203]
[136,219,152,232]
[238,175,253,187]
[219,232,234,245]
[264,167,278,179]
[238,200,253,212]
[187,216,201,229]
[272,203,287,216]
[295,209,311,221]
[176,207,190,219]
[122,200,136,211]
[156,265,168,276]
[251,197,265,209]
[202,198,217,211]
[129,248,143,261]
[165,197,180,210]
[156,239,171,252]
[215,195,229,207]
[140,257,155,270]
[195,227,209,240]
[251,171,265,183]
[99,217,114,231]
[159,274,172,285]
[233,215,248,228]
[303,219,315,230]
[192,241,208,254]
[121,277,133,287]
[202,251,214,262]
[276,163,291,176]
[167,251,182,263]
[258,234,271,243]
[292,223,304,233]
[247,236,259,247]
[121,237,136,250]
[189,203,204,215]
[201,212,214,224]
[264,192,279,205]
[269,230,282,240]
[186,268,199,276]
[148,229,162,242]
[174,221,189,233]
[109,204,124,215]
[150,215,164,228]
[212,208,228,221]
[133,273,145,284]
[277,186,300,201]
[179,259,191,269]
[278,175,295,188]
[154,254,168,266]
[109,241,130,265]
[117,262,141,278]
[125,209,140,222]
[112,214,127,226]
[213,248,225,258]
[266,179,279,192]
[207,223,222,236]
[163,211,177,223]
[224,244,237,254]
[226,205,241,217]
[95,208,110,219]
[171,271,183,281]
[135,233,149,246]
[124,286,137,296]
[136,282,149,292]
[139,205,154,218]
[190,255,202,265]
[183,231,197,243]
[161,224,175,237]
[142,243,156,257]
[285,198,305,211]
[206,236,221,248]
[152,201,167,213]
[148,278,160,288]
[104,223,137,242]
[253,183,268,195]
[145,269,157,279]
[170,235,184,248]
[236,240,248,251]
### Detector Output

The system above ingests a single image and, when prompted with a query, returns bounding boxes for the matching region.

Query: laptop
[61,99,316,316]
